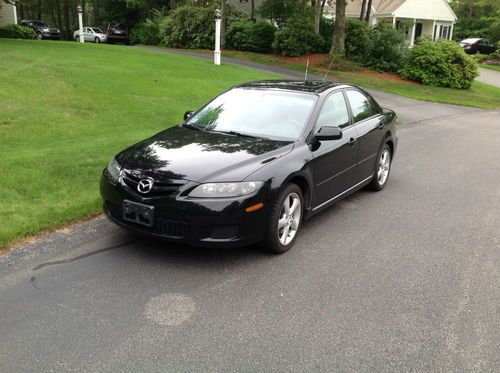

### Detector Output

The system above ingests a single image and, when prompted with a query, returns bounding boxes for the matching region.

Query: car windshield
[32,21,46,26]
[92,28,103,33]
[185,88,317,141]
[460,38,480,43]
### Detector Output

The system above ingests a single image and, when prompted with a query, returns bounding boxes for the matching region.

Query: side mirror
[315,126,342,141]
[183,111,194,121]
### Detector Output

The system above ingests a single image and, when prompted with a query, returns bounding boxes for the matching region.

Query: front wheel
[76,35,80,42]
[95,37,100,43]
[370,144,392,191]
[36,32,43,40]
[262,183,303,254]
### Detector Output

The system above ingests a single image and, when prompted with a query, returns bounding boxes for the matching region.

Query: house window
[438,25,451,40]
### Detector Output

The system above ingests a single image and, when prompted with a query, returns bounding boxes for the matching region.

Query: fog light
[245,202,263,212]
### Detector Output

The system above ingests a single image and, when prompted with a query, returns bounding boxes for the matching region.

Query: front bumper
[100,172,270,248]
[42,32,60,39]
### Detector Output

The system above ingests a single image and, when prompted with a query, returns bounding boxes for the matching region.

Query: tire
[76,35,80,42]
[261,183,304,254]
[95,37,100,43]
[370,144,392,191]
[36,32,43,40]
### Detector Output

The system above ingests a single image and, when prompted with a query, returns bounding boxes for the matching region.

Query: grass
[480,64,500,72]
[0,39,279,249]
[171,48,500,109]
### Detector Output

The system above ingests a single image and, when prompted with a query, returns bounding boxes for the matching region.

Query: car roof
[461,38,481,43]
[236,80,347,94]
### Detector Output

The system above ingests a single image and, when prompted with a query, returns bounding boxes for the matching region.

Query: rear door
[344,89,384,183]
[312,91,359,207]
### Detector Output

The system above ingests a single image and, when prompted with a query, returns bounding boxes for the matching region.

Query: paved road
[1,55,499,372]
[477,67,500,88]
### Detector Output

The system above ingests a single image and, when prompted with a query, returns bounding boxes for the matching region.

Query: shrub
[0,24,36,39]
[400,39,479,89]
[130,20,161,45]
[319,17,334,53]
[273,16,324,56]
[226,20,276,53]
[345,19,371,62]
[366,22,407,72]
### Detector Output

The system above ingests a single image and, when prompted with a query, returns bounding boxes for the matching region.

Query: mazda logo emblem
[137,178,154,194]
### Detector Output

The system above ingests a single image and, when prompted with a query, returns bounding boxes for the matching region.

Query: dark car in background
[100,81,398,254]
[459,38,496,54]
[106,22,129,44]
[21,20,60,40]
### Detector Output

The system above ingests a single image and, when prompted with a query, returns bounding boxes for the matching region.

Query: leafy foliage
[257,0,308,29]
[272,16,324,56]
[344,19,371,62]
[226,20,276,53]
[0,24,36,39]
[400,39,479,89]
[365,22,407,72]
[450,0,500,42]
[130,20,161,45]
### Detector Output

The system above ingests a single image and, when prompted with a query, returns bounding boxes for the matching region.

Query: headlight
[106,157,121,181]
[188,181,264,198]
[42,28,49,32]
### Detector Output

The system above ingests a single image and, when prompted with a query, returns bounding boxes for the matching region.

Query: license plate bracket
[123,200,154,227]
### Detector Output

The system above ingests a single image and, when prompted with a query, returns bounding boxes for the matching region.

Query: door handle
[378,121,385,129]
[347,137,357,146]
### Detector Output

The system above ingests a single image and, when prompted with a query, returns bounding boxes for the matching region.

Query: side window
[316,92,350,129]
[345,90,374,123]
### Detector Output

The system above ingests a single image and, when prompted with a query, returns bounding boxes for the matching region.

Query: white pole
[13,4,18,24]
[410,18,416,47]
[449,23,454,40]
[78,6,84,43]
[214,18,221,65]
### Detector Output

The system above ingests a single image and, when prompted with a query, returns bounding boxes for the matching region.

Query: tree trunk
[37,0,42,20]
[360,0,366,20]
[329,0,346,57]
[365,0,372,23]
[314,0,321,35]
[63,0,70,40]
[250,0,255,21]
[82,0,86,25]
[56,0,63,34]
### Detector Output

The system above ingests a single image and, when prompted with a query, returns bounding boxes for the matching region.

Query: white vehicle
[73,27,107,43]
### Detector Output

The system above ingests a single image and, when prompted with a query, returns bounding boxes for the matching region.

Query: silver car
[73,27,107,43]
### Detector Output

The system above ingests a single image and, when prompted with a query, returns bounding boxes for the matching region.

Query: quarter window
[345,90,374,123]
[316,92,350,129]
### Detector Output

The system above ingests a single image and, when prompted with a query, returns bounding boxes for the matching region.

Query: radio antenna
[323,59,334,81]
[304,58,309,81]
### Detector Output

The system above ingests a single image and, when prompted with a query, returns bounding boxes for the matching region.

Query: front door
[414,23,423,44]
[312,91,359,207]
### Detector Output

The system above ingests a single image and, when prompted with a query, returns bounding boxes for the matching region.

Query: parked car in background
[459,38,496,54]
[21,20,60,40]
[73,27,107,43]
[100,80,398,254]
[106,23,129,44]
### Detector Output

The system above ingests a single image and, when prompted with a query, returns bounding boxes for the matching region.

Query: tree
[330,0,346,56]
[359,0,366,20]
[364,0,372,22]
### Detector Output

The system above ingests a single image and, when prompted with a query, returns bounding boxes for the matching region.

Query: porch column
[410,18,416,47]
[392,16,396,28]
[432,20,436,41]
[449,23,454,40]
[13,4,18,24]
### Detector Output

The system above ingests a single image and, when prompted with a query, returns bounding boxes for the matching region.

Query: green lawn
[0,39,279,249]
[480,64,500,72]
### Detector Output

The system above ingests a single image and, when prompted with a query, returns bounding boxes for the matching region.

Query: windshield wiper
[182,123,205,131]
[210,130,268,139]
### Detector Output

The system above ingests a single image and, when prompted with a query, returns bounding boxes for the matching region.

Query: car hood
[118,126,294,183]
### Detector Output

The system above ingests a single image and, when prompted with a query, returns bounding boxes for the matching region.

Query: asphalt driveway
[477,67,500,88]
[0,57,499,372]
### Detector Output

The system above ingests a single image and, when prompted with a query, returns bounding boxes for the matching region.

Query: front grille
[211,225,238,239]
[106,201,190,238]
[156,219,190,238]
[122,170,187,196]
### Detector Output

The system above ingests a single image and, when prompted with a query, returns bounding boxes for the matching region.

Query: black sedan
[459,38,497,55]
[100,81,398,254]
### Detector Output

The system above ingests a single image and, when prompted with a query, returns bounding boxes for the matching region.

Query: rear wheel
[370,144,392,191]
[95,37,100,43]
[36,32,43,40]
[262,183,303,254]
[76,35,80,42]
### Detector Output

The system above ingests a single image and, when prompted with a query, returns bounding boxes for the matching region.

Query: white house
[326,0,458,46]
[0,1,17,27]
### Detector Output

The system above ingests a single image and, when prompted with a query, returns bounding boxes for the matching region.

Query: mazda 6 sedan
[100,81,398,254]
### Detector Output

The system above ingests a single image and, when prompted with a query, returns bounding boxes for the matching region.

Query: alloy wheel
[277,192,302,246]
[377,149,391,186]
